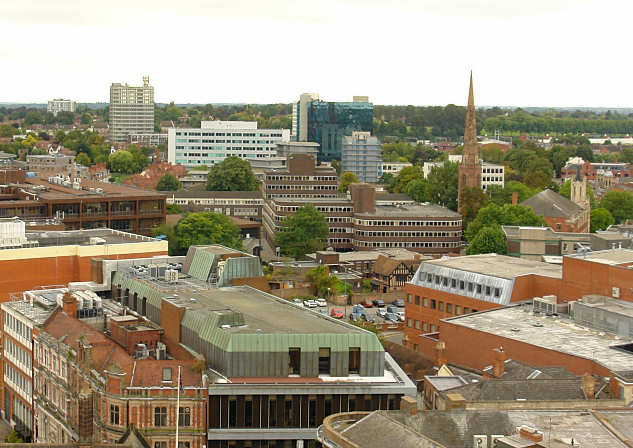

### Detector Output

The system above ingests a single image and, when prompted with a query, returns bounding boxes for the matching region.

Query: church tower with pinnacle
[458,72,482,213]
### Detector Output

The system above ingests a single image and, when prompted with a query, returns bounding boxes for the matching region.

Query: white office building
[109,76,155,143]
[168,121,290,167]
[47,99,76,116]
[424,155,505,191]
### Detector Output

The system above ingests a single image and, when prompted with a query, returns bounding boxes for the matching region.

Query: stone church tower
[458,72,482,213]
[571,166,591,231]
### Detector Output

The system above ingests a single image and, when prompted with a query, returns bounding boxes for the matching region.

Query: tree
[558,180,596,208]
[488,181,539,206]
[590,208,615,233]
[331,159,342,175]
[306,265,338,297]
[466,225,508,255]
[206,156,259,191]
[174,212,243,254]
[0,124,14,138]
[338,171,358,193]
[275,204,328,259]
[459,186,489,226]
[389,166,423,193]
[405,178,428,202]
[156,173,181,191]
[361,278,372,293]
[426,161,459,210]
[6,430,24,443]
[465,203,547,242]
[600,190,633,224]
[76,153,91,166]
[166,203,183,214]
[107,150,137,174]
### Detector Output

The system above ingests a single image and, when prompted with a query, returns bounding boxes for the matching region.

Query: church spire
[463,71,478,165]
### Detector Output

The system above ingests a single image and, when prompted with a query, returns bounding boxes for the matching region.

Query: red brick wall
[561,256,633,303]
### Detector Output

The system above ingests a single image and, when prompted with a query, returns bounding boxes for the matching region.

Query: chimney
[519,426,543,443]
[512,191,518,206]
[399,396,419,415]
[62,292,77,317]
[493,347,506,377]
[435,341,447,367]
[349,183,376,214]
[582,373,595,399]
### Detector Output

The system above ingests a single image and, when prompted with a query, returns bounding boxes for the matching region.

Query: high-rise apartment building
[341,131,382,183]
[168,121,290,167]
[292,94,373,161]
[109,76,155,143]
[46,99,76,116]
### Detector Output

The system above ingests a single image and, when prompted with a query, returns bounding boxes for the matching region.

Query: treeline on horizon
[4,102,633,138]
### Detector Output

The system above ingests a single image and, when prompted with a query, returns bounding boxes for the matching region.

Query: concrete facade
[109,77,155,143]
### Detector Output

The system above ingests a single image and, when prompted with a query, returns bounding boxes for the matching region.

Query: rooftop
[520,189,583,219]
[355,203,461,218]
[566,248,633,265]
[446,304,633,375]
[422,254,562,279]
[168,190,263,199]
[17,178,165,200]
[18,228,159,248]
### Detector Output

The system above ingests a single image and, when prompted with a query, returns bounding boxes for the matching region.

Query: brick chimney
[582,373,595,399]
[349,183,376,214]
[519,426,543,443]
[62,292,77,317]
[435,341,447,367]
[492,347,507,377]
[511,191,518,206]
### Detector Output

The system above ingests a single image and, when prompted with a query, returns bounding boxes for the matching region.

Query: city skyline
[1,0,631,107]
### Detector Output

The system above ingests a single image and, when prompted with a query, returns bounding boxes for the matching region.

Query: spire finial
[463,71,478,161]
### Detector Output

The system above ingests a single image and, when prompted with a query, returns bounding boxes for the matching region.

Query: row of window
[176,131,282,138]
[267,185,338,191]
[5,362,31,397]
[408,319,437,333]
[355,219,462,227]
[407,294,478,315]
[275,205,352,213]
[4,312,32,344]
[36,373,66,416]
[34,341,67,380]
[355,240,462,249]
[355,230,461,238]
[5,338,31,372]
[266,175,337,182]
[418,273,502,298]
[482,168,503,174]
[170,199,263,205]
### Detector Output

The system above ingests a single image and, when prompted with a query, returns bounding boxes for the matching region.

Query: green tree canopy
[0,124,14,138]
[206,156,259,191]
[76,153,91,166]
[590,208,615,233]
[487,181,540,206]
[600,190,633,224]
[405,178,428,202]
[459,186,489,226]
[107,150,137,174]
[338,171,358,193]
[156,173,181,191]
[174,212,243,254]
[305,265,339,297]
[426,161,459,211]
[389,165,423,194]
[466,225,508,255]
[465,203,547,242]
[275,204,329,259]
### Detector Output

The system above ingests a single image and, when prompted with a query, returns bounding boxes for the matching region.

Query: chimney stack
[435,341,447,367]
[62,291,77,317]
[511,191,518,206]
[492,347,507,377]
[582,373,595,399]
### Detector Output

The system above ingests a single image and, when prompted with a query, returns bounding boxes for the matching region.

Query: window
[229,398,237,426]
[162,367,172,382]
[494,288,501,298]
[179,407,191,426]
[485,286,491,296]
[430,324,436,332]
[413,344,419,352]
[309,398,317,426]
[464,307,470,314]
[245,398,253,427]
[476,284,482,294]
[407,318,412,327]
[289,348,301,375]
[154,443,167,448]
[459,280,465,290]
[407,294,412,303]
[455,305,461,315]
[178,443,190,448]
[414,320,420,329]
[446,303,453,313]
[451,279,457,288]
[439,301,444,312]
[468,283,474,292]
[110,404,119,425]
[423,297,428,307]
[319,348,331,374]
[154,407,167,426]
[422,322,428,331]
[430,300,436,309]
[442,277,448,287]
[268,399,277,426]
[349,348,360,374]
[415,296,420,305]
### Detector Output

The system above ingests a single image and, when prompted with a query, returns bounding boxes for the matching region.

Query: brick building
[167,190,264,222]
[263,154,462,255]
[0,177,166,235]
[561,160,633,181]
[520,189,590,233]
[457,73,481,213]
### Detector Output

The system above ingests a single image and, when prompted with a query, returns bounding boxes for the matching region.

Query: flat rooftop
[355,203,461,218]
[447,305,633,374]
[20,178,165,199]
[22,228,159,247]
[566,248,633,265]
[313,248,424,263]
[168,190,262,199]
[424,254,562,279]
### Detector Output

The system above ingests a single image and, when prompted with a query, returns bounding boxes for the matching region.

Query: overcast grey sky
[0,0,627,107]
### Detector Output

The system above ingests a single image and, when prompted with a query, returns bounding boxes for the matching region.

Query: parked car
[386,306,398,314]
[397,311,405,321]
[362,298,374,308]
[349,312,361,322]
[292,299,304,306]
[373,299,386,308]
[316,298,327,307]
[392,298,405,307]
[385,312,400,323]
[353,304,365,314]
[376,309,387,318]
[361,312,375,323]
[303,299,318,308]
[330,307,343,319]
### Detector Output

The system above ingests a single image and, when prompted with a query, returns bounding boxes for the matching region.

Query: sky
[0,0,630,107]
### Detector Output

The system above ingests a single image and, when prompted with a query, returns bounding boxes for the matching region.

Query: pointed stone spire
[463,71,478,166]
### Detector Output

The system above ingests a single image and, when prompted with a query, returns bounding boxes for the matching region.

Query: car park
[292,299,303,306]
[372,299,385,308]
[360,312,375,323]
[303,299,318,308]
[385,312,400,323]
[349,312,361,322]
[386,306,398,314]
[376,309,387,318]
[330,307,343,319]
[392,298,405,307]
[353,304,365,314]
[316,298,327,307]
[397,311,405,321]
[362,298,374,308]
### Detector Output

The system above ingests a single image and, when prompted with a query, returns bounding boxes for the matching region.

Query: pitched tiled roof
[521,189,583,219]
